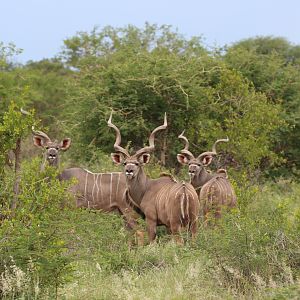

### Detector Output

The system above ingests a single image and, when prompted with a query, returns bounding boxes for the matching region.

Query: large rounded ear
[60,138,71,151]
[111,153,124,165]
[200,155,213,166]
[33,136,44,148]
[138,153,151,165]
[177,154,189,165]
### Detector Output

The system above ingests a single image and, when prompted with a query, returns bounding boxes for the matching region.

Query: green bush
[195,182,300,293]
[0,159,74,299]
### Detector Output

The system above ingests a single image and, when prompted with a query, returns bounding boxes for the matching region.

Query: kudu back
[32,127,137,229]
[108,113,199,242]
[177,132,236,221]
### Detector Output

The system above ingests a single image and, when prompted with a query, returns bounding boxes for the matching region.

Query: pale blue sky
[1,0,300,63]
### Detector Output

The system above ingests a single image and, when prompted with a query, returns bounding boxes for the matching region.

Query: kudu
[108,113,199,242]
[32,128,137,229]
[32,127,71,171]
[177,132,236,221]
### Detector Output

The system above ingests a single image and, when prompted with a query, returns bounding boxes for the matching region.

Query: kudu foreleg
[146,217,157,243]
[118,206,144,246]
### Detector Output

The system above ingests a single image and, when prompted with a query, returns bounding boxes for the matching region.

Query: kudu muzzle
[188,162,202,178]
[124,163,138,179]
[47,148,59,163]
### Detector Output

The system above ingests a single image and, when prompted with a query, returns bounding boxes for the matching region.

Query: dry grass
[61,249,235,300]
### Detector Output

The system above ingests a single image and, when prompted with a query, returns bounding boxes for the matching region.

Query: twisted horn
[107,112,130,157]
[178,131,194,159]
[135,113,167,156]
[198,137,229,160]
[31,126,51,143]
[212,137,229,153]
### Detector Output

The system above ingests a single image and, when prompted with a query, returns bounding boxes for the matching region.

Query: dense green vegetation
[0,25,299,299]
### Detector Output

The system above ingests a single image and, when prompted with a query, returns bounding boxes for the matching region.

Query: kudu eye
[45,146,49,150]
[134,162,139,166]
[123,162,127,166]
[56,147,59,150]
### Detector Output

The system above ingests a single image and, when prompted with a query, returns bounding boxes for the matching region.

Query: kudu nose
[188,169,196,176]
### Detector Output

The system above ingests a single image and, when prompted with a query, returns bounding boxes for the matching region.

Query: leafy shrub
[195,182,300,293]
[0,158,74,299]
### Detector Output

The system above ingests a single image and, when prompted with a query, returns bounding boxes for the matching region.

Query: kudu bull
[108,113,199,242]
[32,128,137,229]
[177,132,236,221]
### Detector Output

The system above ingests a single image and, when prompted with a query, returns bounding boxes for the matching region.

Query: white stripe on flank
[99,173,103,202]
[116,173,121,203]
[95,173,100,200]
[84,171,89,208]
[92,173,96,204]
[156,185,166,207]
[109,173,113,205]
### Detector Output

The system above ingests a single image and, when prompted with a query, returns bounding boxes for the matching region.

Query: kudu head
[177,131,229,180]
[108,113,167,180]
[32,127,71,167]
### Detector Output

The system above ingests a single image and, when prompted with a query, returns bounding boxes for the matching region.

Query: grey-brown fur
[177,132,236,220]
[32,127,71,171]
[32,128,137,229]
[109,113,199,242]
[59,168,137,228]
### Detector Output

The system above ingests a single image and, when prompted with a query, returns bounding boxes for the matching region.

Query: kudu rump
[177,132,236,220]
[108,113,199,242]
[32,128,137,229]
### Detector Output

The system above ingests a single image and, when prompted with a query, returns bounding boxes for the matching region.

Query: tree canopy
[1,25,299,177]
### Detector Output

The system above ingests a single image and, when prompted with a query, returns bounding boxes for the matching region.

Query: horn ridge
[107,111,130,157]
[32,126,51,143]
[134,113,167,156]
[178,130,194,159]
[198,137,229,160]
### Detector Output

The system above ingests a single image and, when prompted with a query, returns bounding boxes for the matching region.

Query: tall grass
[1,157,299,299]
[60,180,300,299]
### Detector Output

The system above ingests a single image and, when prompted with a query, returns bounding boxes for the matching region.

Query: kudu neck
[191,168,213,192]
[126,166,149,207]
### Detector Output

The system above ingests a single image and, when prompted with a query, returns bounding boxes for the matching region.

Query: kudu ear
[111,153,124,165]
[177,154,189,165]
[138,153,151,165]
[33,136,44,148]
[200,155,213,166]
[60,138,71,151]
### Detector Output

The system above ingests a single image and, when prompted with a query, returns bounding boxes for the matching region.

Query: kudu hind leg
[189,219,198,241]
[170,224,184,245]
